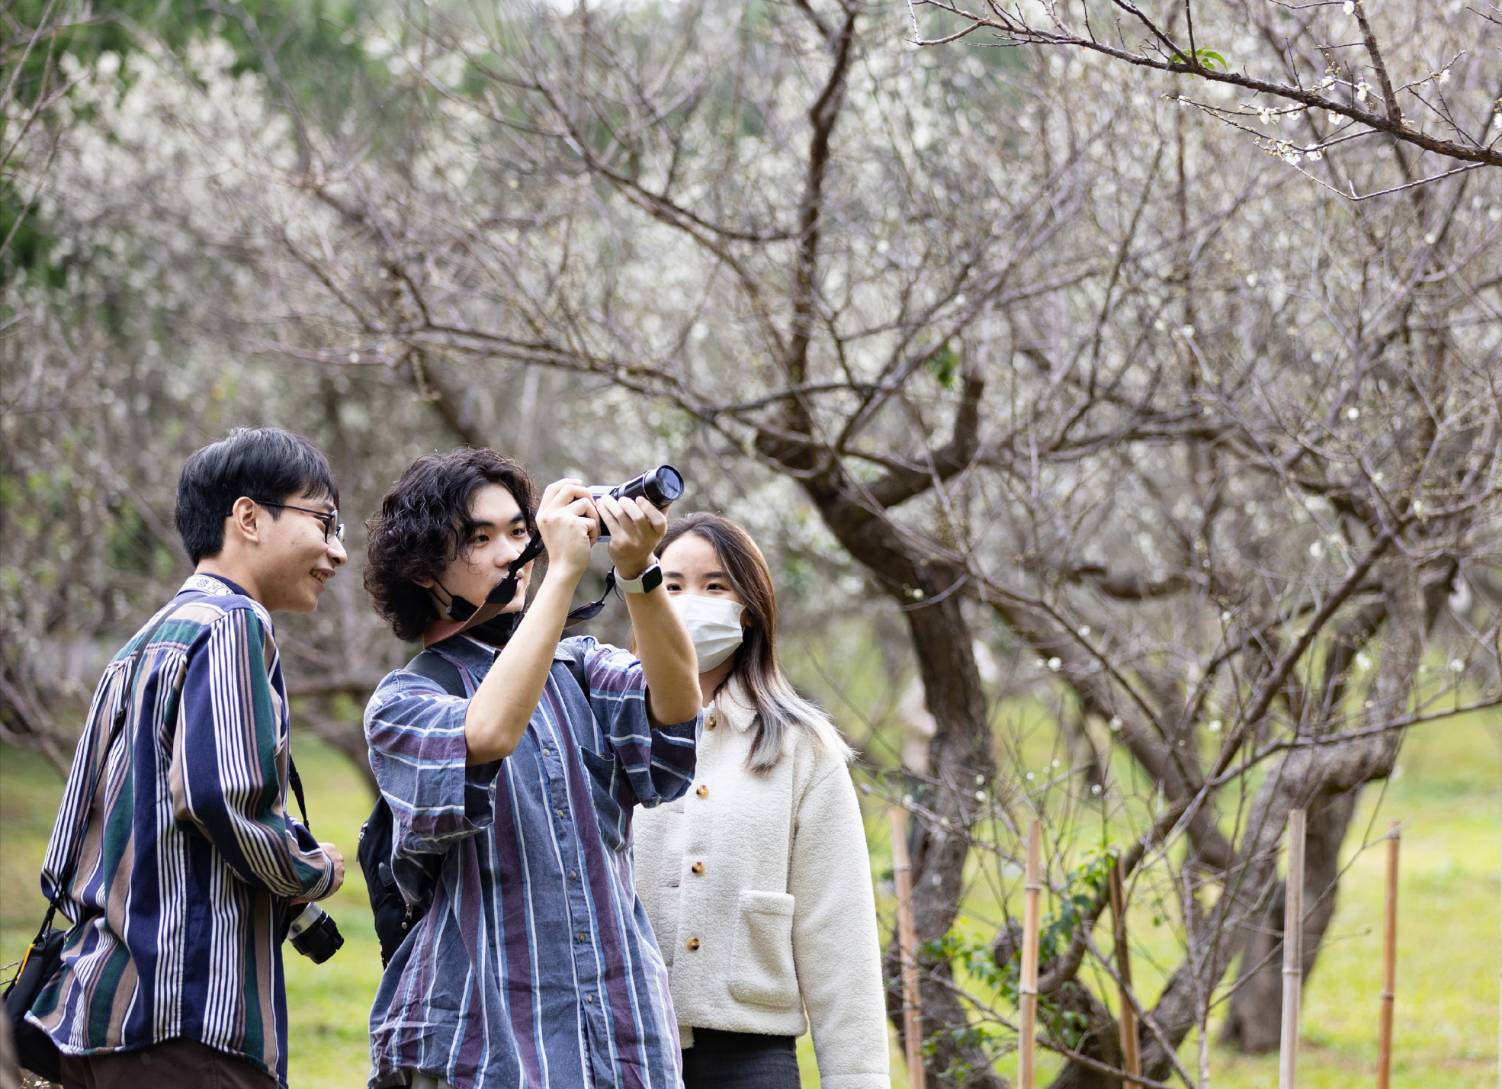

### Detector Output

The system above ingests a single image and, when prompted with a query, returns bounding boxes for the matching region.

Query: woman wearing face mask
[632,514,890,1089]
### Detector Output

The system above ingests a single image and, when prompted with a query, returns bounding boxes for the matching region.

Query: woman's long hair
[660,513,851,772]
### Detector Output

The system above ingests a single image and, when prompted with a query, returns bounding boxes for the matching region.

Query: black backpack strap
[406,648,466,696]
[360,647,471,966]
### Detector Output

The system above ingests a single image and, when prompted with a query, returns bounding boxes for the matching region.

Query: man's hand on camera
[598,494,667,578]
[537,480,598,581]
[320,841,346,897]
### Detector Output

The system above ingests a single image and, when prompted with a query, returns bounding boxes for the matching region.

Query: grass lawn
[3,703,1497,1088]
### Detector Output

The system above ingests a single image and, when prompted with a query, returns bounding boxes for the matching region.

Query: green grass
[3,703,1498,1088]
[893,703,1501,1089]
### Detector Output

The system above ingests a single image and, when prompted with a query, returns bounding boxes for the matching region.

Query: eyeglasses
[255,500,346,543]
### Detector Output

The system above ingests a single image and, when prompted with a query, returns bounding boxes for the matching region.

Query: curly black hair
[364,449,537,643]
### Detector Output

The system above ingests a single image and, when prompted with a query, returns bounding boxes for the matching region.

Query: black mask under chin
[439,574,518,623]
[435,527,619,641]
[465,611,524,647]
[438,532,547,623]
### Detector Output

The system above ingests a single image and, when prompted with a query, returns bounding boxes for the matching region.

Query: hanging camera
[288,902,344,963]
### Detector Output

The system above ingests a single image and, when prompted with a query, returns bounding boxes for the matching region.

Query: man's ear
[227,496,261,545]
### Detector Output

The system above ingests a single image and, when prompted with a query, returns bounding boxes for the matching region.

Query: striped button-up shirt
[364,634,699,1089]
[29,574,338,1087]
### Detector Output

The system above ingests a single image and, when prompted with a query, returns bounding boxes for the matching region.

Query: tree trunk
[1221,559,1448,1052]
[1220,789,1360,1051]
[1049,558,1428,1086]
[897,588,1005,1088]
[795,470,1006,1085]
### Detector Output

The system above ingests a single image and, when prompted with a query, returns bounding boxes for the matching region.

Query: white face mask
[670,594,745,671]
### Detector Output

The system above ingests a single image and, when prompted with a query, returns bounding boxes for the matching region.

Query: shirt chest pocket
[728,889,799,1009]
[579,746,630,852]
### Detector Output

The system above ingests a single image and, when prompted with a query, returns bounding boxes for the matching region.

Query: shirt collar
[180,572,252,599]
[428,633,501,675]
[179,572,274,631]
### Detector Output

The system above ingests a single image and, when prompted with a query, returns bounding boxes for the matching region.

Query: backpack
[358,641,591,966]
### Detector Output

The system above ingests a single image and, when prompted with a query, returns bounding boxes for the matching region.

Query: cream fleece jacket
[632,681,890,1089]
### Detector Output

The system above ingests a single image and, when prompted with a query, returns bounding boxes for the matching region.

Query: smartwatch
[615,561,664,595]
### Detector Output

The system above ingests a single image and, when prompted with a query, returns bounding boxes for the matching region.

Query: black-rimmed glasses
[255,500,346,543]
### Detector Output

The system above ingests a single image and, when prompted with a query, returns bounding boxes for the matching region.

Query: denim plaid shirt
[364,634,699,1089]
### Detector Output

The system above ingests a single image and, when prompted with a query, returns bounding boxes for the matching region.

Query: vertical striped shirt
[364,634,699,1089]
[28,574,339,1087]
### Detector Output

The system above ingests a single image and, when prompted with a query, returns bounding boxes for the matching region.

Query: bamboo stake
[890,807,925,1089]
[1020,819,1043,1089]
[1108,858,1142,1088]
[1377,821,1400,1089]
[1279,808,1307,1089]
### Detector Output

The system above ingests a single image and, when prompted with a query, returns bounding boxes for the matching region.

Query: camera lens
[288,902,344,964]
[589,466,686,542]
[643,465,684,506]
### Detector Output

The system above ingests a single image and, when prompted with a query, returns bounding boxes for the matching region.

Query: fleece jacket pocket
[728,889,798,1009]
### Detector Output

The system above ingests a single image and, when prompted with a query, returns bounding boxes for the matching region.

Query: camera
[588,465,685,539]
[288,902,344,963]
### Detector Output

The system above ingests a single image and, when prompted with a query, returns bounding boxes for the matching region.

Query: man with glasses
[252,499,345,547]
[27,427,348,1089]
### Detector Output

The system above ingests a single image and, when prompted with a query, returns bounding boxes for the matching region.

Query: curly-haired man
[361,449,701,1089]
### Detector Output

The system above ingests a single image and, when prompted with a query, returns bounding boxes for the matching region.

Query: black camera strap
[564,568,616,628]
[446,530,618,632]
[442,533,546,623]
[287,759,311,831]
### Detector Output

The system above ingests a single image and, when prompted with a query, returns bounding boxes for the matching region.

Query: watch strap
[615,561,663,594]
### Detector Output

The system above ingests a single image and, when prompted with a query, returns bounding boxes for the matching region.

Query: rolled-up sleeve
[364,670,501,856]
[566,637,698,808]
[170,609,336,901]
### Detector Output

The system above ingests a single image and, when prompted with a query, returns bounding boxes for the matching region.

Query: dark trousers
[681,1029,801,1089]
[59,1038,276,1089]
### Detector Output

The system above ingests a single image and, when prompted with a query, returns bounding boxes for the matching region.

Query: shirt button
[705,711,718,730]
[690,861,705,876]
[585,993,595,1004]
[568,869,578,881]
[696,784,709,799]
[577,931,588,943]
[686,937,701,952]
[556,807,566,819]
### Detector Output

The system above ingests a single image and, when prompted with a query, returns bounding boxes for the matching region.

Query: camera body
[288,902,344,963]
[588,465,684,540]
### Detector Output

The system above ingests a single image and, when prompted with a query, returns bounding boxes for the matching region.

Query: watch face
[621,563,663,593]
